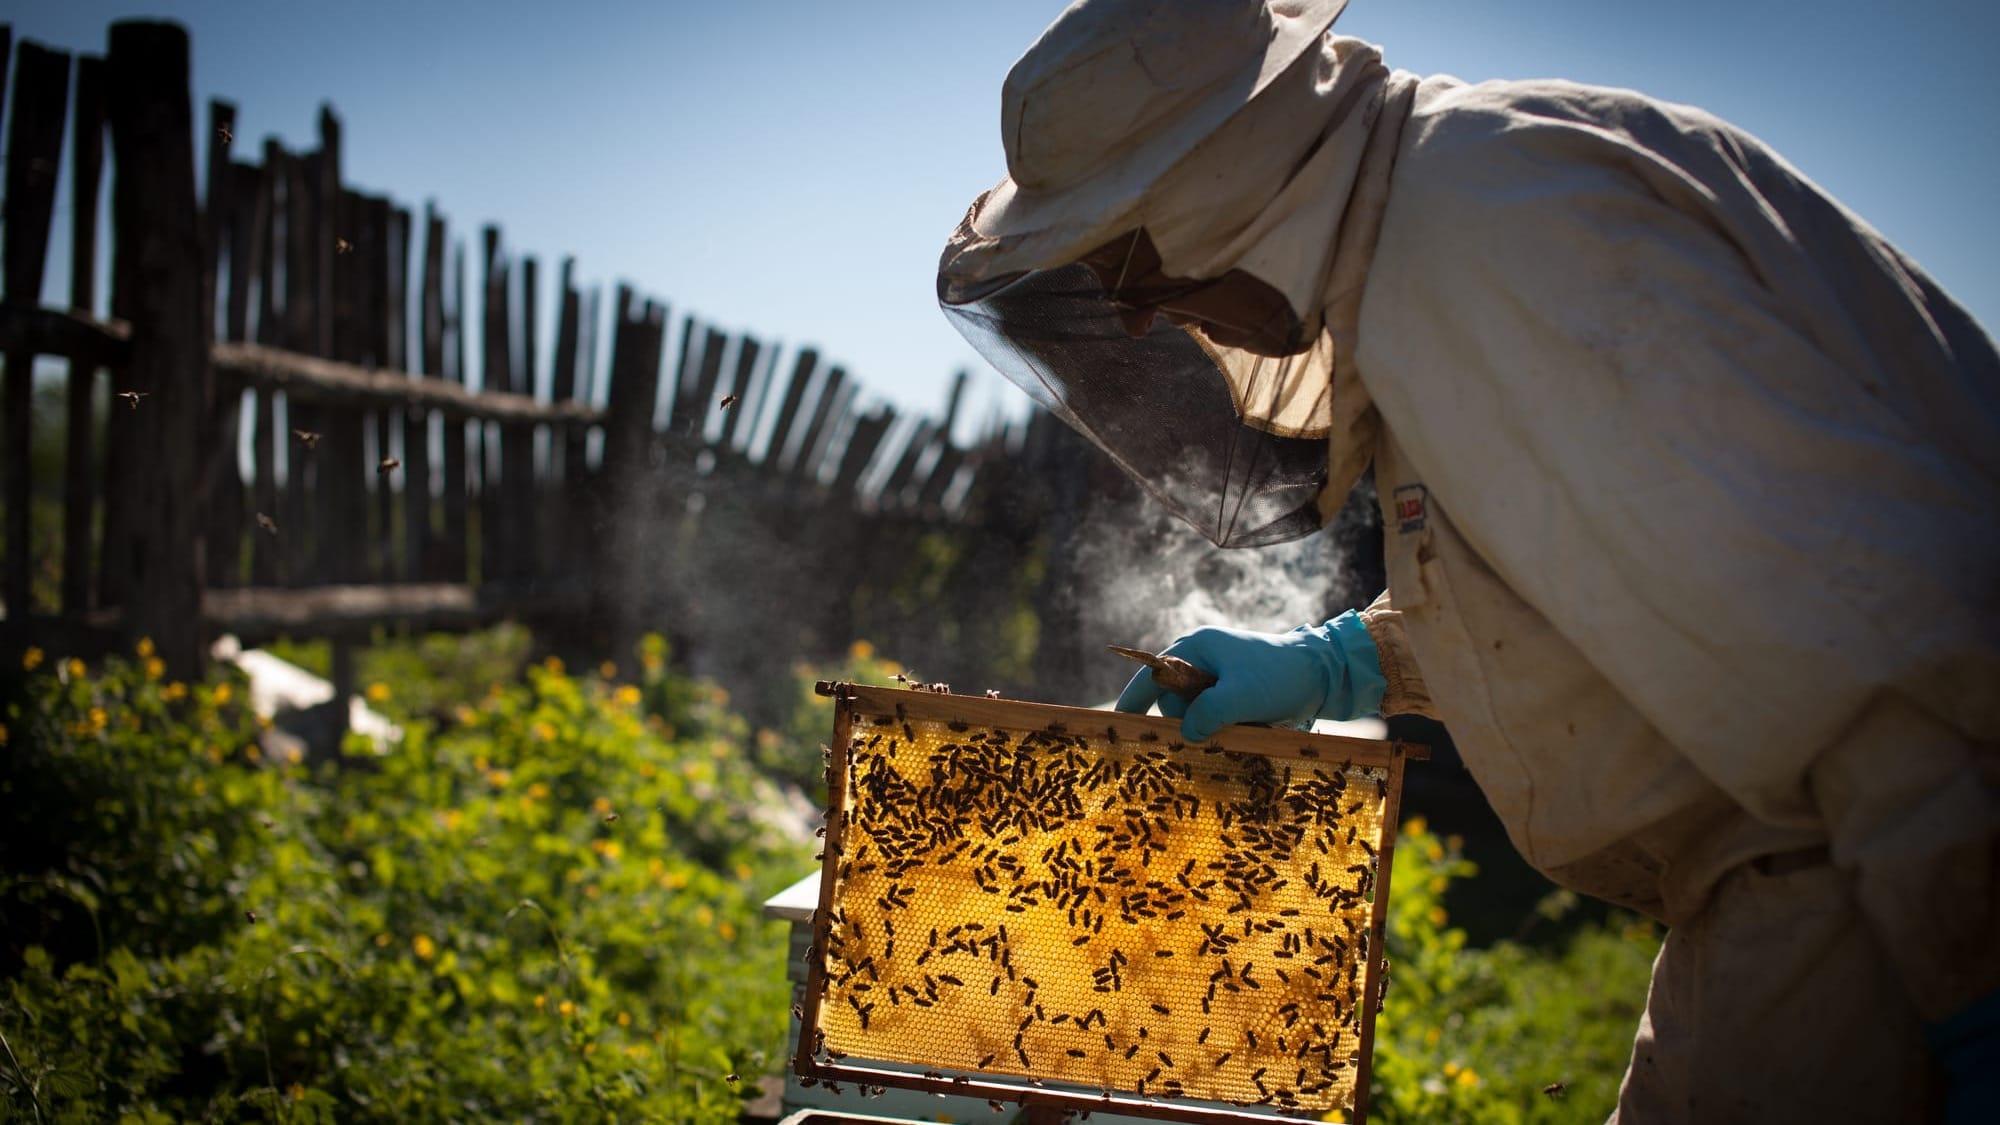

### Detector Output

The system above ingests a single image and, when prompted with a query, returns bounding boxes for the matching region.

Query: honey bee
[719,394,739,410]
[217,124,233,144]
[244,909,258,923]
[378,457,400,474]
[116,390,149,410]
[1542,1081,1567,1099]
[602,812,618,823]
[293,429,322,449]
[255,513,279,536]
[335,237,354,255]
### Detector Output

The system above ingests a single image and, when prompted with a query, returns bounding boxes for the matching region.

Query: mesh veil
[941,264,1331,548]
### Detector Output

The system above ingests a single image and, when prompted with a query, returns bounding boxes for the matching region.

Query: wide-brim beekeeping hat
[949,0,1351,289]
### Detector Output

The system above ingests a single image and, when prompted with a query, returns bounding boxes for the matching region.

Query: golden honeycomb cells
[805,686,1410,1119]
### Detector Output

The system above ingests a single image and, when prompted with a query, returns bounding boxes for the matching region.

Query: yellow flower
[599,661,618,680]
[694,906,714,927]
[718,921,736,941]
[638,761,657,779]
[454,705,478,726]
[21,647,43,671]
[623,1044,647,1059]
[558,999,576,1019]
[66,657,85,679]
[374,933,392,947]
[365,682,391,703]
[212,682,232,706]
[733,862,753,881]
[543,655,565,675]
[204,745,224,765]
[593,796,614,815]
[411,934,437,960]
[87,706,108,733]
[1404,816,1428,837]
[534,994,547,1011]
[532,720,557,742]
[613,685,641,708]
[1453,1067,1481,1088]
[1424,1026,1442,1047]
[485,769,513,788]
[583,883,601,899]
[847,639,875,662]
[583,1042,597,1056]
[616,1011,632,1028]
[162,682,188,702]
[136,637,155,659]
[287,1082,305,1102]
[526,781,550,800]
[245,744,261,763]
[142,656,165,680]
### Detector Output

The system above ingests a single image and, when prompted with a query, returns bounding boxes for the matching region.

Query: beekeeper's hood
[939,0,1422,546]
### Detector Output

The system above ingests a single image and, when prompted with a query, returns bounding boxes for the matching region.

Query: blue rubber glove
[1928,987,2000,1125]
[1113,611,1386,742]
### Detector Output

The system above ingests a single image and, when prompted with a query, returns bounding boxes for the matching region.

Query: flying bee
[378,456,400,474]
[719,394,739,410]
[244,909,258,923]
[116,390,149,410]
[255,512,279,536]
[293,429,322,449]
[725,1072,740,1084]
[217,123,233,144]
[602,812,618,823]
[1543,1081,1567,1099]
[335,237,354,255]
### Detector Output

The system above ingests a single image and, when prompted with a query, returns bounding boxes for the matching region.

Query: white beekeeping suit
[939,1,2000,1121]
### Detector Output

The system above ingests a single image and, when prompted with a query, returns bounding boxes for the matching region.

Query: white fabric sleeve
[1360,105,2000,1018]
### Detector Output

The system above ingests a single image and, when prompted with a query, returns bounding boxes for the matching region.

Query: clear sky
[10,0,1998,436]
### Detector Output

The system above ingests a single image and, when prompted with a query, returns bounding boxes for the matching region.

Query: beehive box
[795,684,1423,1123]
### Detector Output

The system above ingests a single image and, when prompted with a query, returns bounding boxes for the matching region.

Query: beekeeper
[938,1,1999,1121]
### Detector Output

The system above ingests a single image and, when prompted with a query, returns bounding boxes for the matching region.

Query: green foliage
[262,623,535,722]
[1371,819,1662,1124]
[0,639,808,1122]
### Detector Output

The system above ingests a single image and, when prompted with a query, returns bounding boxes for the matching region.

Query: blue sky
[10,0,1998,436]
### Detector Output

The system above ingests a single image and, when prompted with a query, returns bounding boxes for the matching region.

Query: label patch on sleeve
[1393,483,1428,534]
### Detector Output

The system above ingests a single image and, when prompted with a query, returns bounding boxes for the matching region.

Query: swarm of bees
[804,690,1397,1115]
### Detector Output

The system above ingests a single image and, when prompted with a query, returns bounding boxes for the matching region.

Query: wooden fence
[0,21,1379,717]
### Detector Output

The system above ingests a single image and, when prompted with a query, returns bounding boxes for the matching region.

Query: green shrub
[1371,818,1661,1123]
[1,640,807,1122]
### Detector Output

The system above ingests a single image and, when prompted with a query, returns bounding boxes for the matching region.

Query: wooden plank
[479,224,511,582]
[786,365,846,480]
[736,332,781,455]
[408,204,445,581]
[202,581,586,643]
[105,20,208,676]
[914,441,966,512]
[3,39,70,617]
[681,326,728,437]
[63,53,106,616]
[545,258,582,578]
[509,255,538,583]
[257,141,284,346]
[206,344,600,421]
[366,195,395,580]
[828,404,894,499]
[760,346,818,471]
[225,162,265,342]
[662,313,695,433]
[442,237,469,580]
[875,419,936,508]
[717,333,760,448]
[279,149,315,584]
[202,100,245,589]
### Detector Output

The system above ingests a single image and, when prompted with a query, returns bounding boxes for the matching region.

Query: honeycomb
[804,687,1402,1118]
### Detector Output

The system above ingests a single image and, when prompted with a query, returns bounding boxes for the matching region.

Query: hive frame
[796,683,1424,1124]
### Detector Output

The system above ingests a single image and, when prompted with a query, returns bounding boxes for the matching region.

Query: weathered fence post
[63,53,106,618]
[3,39,71,619]
[105,20,209,677]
